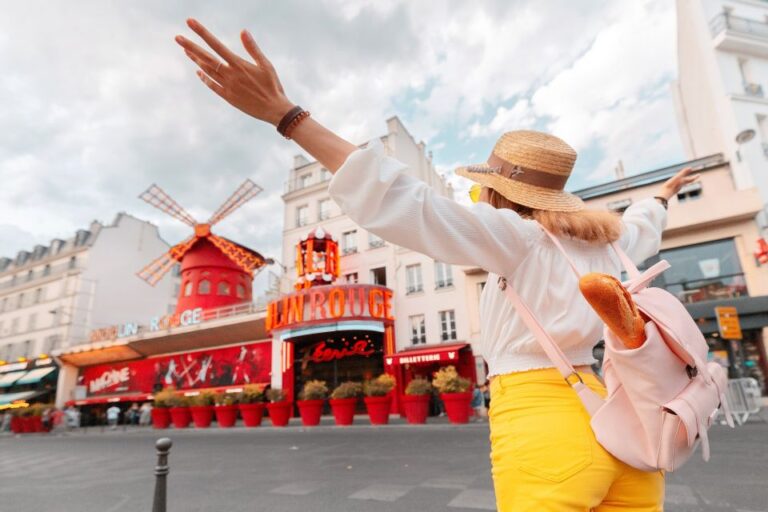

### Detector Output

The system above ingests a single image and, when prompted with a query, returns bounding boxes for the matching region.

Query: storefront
[0,357,58,411]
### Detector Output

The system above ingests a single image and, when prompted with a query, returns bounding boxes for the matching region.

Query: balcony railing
[710,13,768,40]
[744,82,765,97]
[284,174,332,194]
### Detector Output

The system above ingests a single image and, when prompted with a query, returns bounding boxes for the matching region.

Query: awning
[15,367,57,385]
[0,390,46,405]
[69,393,155,407]
[385,342,469,366]
[0,371,27,388]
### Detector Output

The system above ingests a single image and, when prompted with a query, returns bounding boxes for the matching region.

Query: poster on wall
[80,342,271,397]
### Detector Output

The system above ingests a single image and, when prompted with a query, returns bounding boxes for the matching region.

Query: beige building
[463,153,768,393]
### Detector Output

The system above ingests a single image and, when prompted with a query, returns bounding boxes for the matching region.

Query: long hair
[486,188,622,244]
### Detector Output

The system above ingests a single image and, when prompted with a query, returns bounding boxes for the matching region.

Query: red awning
[385,342,469,366]
[68,393,154,406]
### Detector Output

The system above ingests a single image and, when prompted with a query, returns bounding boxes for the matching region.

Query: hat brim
[456,163,584,213]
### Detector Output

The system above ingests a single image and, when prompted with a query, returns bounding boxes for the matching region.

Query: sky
[0,0,683,294]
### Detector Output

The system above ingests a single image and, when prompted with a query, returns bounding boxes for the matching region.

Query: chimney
[614,160,626,180]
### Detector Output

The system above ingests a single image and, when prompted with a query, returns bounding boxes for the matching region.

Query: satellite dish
[735,129,756,144]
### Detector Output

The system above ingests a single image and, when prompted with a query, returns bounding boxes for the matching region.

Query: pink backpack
[501,229,734,472]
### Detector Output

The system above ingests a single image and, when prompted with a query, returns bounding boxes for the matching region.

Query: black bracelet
[653,196,669,210]
[277,106,304,137]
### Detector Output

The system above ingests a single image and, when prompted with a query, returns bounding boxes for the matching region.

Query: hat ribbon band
[485,153,569,190]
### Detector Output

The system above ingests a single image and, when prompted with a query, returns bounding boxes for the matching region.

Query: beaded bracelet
[277,106,304,137]
[283,110,311,139]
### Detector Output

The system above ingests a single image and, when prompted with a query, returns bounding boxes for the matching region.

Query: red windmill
[137,180,268,313]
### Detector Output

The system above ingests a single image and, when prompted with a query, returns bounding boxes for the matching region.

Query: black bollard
[152,438,172,512]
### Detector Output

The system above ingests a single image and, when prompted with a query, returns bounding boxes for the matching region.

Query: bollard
[152,438,173,512]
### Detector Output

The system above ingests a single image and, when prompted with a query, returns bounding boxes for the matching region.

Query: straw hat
[456,130,584,212]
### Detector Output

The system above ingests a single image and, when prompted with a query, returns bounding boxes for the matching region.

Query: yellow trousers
[489,368,664,511]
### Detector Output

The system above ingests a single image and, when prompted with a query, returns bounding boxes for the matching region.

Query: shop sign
[89,307,203,342]
[266,285,394,332]
[80,341,271,396]
[715,306,742,340]
[386,350,458,366]
[302,340,375,365]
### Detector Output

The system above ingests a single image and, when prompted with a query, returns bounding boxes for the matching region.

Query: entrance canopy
[386,342,469,367]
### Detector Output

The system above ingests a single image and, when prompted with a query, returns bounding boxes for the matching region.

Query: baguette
[579,273,647,349]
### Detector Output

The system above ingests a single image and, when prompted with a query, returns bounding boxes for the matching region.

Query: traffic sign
[715,306,742,340]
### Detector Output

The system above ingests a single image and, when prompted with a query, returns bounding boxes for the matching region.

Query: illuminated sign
[267,285,393,332]
[88,367,130,393]
[89,307,204,342]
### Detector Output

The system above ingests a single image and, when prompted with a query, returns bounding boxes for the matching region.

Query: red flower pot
[441,392,472,424]
[21,416,34,433]
[214,405,238,428]
[402,394,430,424]
[152,408,171,429]
[329,398,357,426]
[10,416,21,434]
[169,407,191,428]
[190,406,214,428]
[297,400,324,427]
[364,396,392,425]
[266,402,292,427]
[238,403,264,427]
[31,416,44,433]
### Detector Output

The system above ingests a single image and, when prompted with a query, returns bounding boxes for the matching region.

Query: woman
[175,19,697,510]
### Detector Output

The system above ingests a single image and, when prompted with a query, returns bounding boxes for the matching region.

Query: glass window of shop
[639,238,746,304]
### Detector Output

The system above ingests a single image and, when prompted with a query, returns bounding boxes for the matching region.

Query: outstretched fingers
[186,18,239,65]
[196,70,227,99]
[184,49,225,82]
[241,30,270,68]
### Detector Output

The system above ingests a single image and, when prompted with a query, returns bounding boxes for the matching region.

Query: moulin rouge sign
[266,284,394,331]
[89,308,204,343]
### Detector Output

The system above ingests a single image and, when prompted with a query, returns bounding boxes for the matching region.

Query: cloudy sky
[0,0,682,293]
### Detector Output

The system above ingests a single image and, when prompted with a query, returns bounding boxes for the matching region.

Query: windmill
[137,179,268,314]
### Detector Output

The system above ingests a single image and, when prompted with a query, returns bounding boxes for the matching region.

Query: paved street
[0,419,766,512]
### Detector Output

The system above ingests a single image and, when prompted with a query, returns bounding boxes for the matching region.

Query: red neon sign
[299,339,377,371]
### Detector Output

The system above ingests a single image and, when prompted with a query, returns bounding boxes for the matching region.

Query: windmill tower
[137,180,268,314]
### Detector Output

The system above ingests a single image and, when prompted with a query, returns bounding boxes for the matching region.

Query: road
[0,418,766,512]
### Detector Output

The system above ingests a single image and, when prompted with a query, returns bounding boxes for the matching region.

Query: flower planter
[441,392,472,424]
[190,406,214,428]
[10,416,22,434]
[266,402,292,427]
[21,416,34,433]
[329,398,357,426]
[297,400,324,427]
[402,394,430,424]
[238,403,264,427]
[30,416,44,433]
[152,408,171,429]
[169,407,191,429]
[364,396,392,425]
[214,405,238,428]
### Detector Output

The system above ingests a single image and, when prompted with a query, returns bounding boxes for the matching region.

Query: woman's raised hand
[657,167,700,200]
[175,18,295,125]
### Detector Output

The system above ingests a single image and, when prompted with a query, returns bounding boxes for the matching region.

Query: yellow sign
[715,306,742,340]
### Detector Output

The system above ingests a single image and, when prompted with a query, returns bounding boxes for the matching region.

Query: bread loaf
[579,273,647,349]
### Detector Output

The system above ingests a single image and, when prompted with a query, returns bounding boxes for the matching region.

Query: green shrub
[188,391,216,407]
[215,392,237,406]
[364,374,396,397]
[432,366,471,394]
[266,388,287,403]
[238,385,265,404]
[153,389,176,408]
[299,380,329,401]
[330,381,363,400]
[405,378,432,396]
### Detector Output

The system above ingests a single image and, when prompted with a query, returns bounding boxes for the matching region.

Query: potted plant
[237,385,265,427]
[297,380,328,427]
[363,374,396,425]
[402,378,432,424]
[188,391,215,428]
[329,382,362,426]
[433,366,472,424]
[152,389,174,429]
[265,388,292,427]
[214,392,238,428]
[28,403,44,433]
[168,393,191,429]
[9,409,23,434]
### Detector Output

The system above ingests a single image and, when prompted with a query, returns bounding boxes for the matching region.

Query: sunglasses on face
[469,183,483,203]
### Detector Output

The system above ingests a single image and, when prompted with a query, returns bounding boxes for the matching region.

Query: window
[638,238,745,304]
[439,310,457,341]
[68,256,77,269]
[198,279,211,295]
[296,205,309,227]
[676,182,702,202]
[183,281,193,296]
[607,198,632,214]
[26,270,33,282]
[370,267,387,286]
[434,261,453,289]
[43,334,61,354]
[318,199,331,221]
[342,230,357,254]
[236,284,246,299]
[10,274,17,286]
[11,318,19,335]
[409,315,426,345]
[218,281,231,296]
[477,281,486,305]
[17,293,24,308]
[405,264,423,294]
[173,282,180,297]
[320,168,331,182]
[34,288,43,304]
[22,339,31,359]
[299,173,312,189]
[28,314,37,331]
[172,264,182,277]
[344,272,359,284]
[0,298,6,312]
[43,264,51,276]
[369,232,385,249]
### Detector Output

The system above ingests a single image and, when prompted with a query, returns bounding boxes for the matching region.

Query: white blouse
[328,140,667,377]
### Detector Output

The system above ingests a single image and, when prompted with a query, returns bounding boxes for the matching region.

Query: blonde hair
[487,188,622,244]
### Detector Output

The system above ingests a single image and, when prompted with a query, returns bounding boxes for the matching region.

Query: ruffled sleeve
[328,140,539,276]
[618,198,668,265]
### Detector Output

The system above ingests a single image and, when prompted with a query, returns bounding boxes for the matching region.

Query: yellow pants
[489,368,664,511]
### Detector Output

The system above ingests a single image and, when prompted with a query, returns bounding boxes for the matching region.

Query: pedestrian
[106,405,121,430]
[65,405,80,431]
[139,402,152,427]
[175,20,698,509]
[129,402,141,426]
[52,407,65,432]
[482,382,491,410]
[471,386,486,421]
[41,407,52,432]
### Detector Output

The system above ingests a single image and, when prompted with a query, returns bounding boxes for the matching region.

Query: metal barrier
[716,378,762,426]
[153,438,172,512]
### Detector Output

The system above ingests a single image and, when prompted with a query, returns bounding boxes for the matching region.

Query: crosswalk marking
[447,489,497,510]
[349,484,414,502]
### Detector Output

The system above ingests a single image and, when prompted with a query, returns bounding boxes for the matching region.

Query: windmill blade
[208,234,266,275]
[207,179,263,226]
[137,236,197,286]
[139,184,198,227]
